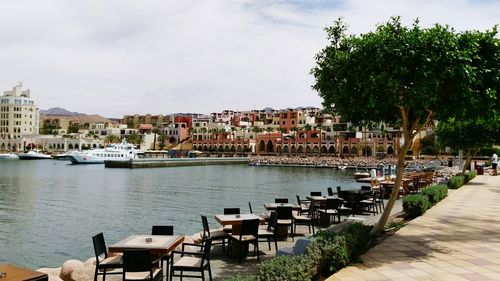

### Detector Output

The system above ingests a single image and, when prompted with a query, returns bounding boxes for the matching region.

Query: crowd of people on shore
[249,155,399,168]
[249,155,447,170]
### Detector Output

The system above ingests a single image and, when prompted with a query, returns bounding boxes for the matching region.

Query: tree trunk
[369,135,412,236]
[462,150,471,175]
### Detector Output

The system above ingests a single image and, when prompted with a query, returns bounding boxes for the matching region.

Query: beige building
[0,82,39,151]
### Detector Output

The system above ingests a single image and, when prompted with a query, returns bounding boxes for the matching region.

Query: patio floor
[327,175,500,281]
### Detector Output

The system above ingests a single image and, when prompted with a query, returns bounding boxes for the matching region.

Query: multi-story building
[0,83,39,151]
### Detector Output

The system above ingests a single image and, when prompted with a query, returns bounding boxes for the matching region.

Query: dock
[104,157,250,168]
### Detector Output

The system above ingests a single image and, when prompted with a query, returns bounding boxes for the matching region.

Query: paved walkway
[328,175,500,281]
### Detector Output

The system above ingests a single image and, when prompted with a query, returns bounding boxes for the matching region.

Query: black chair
[223,208,240,233]
[296,195,310,215]
[92,232,123,281]
[248,202,253,214]
[318,198,340,225]
[152,225,174,235]
[201,215,229,253]
[122,249,162,281]
[223,208,240,215]
[327,187,334,196]
[293,202,315,235]
[170,238,212,281]
[336,186,345,201]
[151,226,174,278]
[230,219,260,263]
[310,191,322,196]
[258,212,279,251]
[276,206,294,241]
[274,198,289,204]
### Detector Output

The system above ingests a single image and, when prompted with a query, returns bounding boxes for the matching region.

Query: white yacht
[67,140,138,164]
[18,150,52,160]
[0,152,19,160]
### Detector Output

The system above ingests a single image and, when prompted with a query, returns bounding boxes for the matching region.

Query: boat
[67,140,139,164]
[18,150,52,160]
[0,152,19,160]
[52,151,80,160]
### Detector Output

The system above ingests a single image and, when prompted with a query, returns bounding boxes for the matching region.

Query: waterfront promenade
[328,174,500,281]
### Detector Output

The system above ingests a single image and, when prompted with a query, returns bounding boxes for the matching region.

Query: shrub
[317,235,350,274]
[422,186,441,205]
[226,275,256,281]
[341,223,373,262]
[403,194,430,219]
[257,256,311,281]
[448,175,465,189]
[434,184,448,199]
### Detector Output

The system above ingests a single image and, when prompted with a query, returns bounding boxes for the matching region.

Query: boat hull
[0,153,19,160]
[67,155,105,164]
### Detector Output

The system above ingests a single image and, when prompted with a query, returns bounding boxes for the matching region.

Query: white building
[0,82,40,151]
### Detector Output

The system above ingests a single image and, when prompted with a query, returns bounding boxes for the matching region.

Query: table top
[306,195,339,201]
[0,264,47,281]
[108,235,184,254]
[264,203,302,210]
[214,214,264,225]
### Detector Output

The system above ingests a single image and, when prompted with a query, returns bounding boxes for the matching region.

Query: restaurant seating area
[89,176,435,280]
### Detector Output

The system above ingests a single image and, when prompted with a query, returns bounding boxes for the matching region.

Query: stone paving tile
[326,175,500,281]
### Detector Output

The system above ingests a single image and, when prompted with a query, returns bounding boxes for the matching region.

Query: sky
[0,0,499,118]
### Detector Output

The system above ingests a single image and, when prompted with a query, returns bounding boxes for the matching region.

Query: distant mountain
[40,107,85,116]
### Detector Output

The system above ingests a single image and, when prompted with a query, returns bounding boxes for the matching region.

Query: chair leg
[267,238,271,251]
[256,241,260,262]
[94,267,98,281]
[208,263,213,281]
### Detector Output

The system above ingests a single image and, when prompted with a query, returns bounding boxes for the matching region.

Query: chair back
[92,232,108,260]
[327,187,334,196]
[267,212,278,231]
[276,206,293,220]
[336,186,342,194]
[122,249,153,276]
[361,186,372,191]
[224,208,240,215]
[201,215,211,239]
[201,237,213,258]
[296,195,302,205]
[238,219,259,238]
[274,198,288,204]
[151,225,174,235]
[310,191,322,196]
[292,239,310,255]
[248,202,253,214]
[325,198,340,210]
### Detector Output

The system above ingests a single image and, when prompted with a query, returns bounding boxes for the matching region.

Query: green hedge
[448,175,465,189]
[422,187,441,205]
[226,223,374,281]
[435,184,448,199]
[403,194,430,219]
[463,170,477,182]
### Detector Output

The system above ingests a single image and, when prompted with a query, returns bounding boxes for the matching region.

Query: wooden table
[263,203,302,211]
[214,214,264,226]
[108,235,184,255]
[0,264,48,281]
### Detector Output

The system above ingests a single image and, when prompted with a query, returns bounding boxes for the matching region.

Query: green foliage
[225,275,256,281]
[463,170,477,182]
[448,175,465,189]
[434,184,448,199]
[479,147,500,157]
[420,136,439,155]
[341,223,373,262]
[256,256,311,281]
[403,194,430,219]
[314,233,350,274]
[436,118,500,158]
[422,186,441,205]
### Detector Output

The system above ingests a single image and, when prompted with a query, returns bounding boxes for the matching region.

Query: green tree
[437,117,500,174]
[104,134,120,145]
[126,132,143,146]
[312,17,500,235]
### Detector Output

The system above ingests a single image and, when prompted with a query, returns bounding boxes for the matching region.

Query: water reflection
[0,160,359,268]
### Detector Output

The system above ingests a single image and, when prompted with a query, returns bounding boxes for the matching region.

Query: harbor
[104,156,250,168]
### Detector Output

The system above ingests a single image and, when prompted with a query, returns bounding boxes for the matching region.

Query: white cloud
[0,0,498,117]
